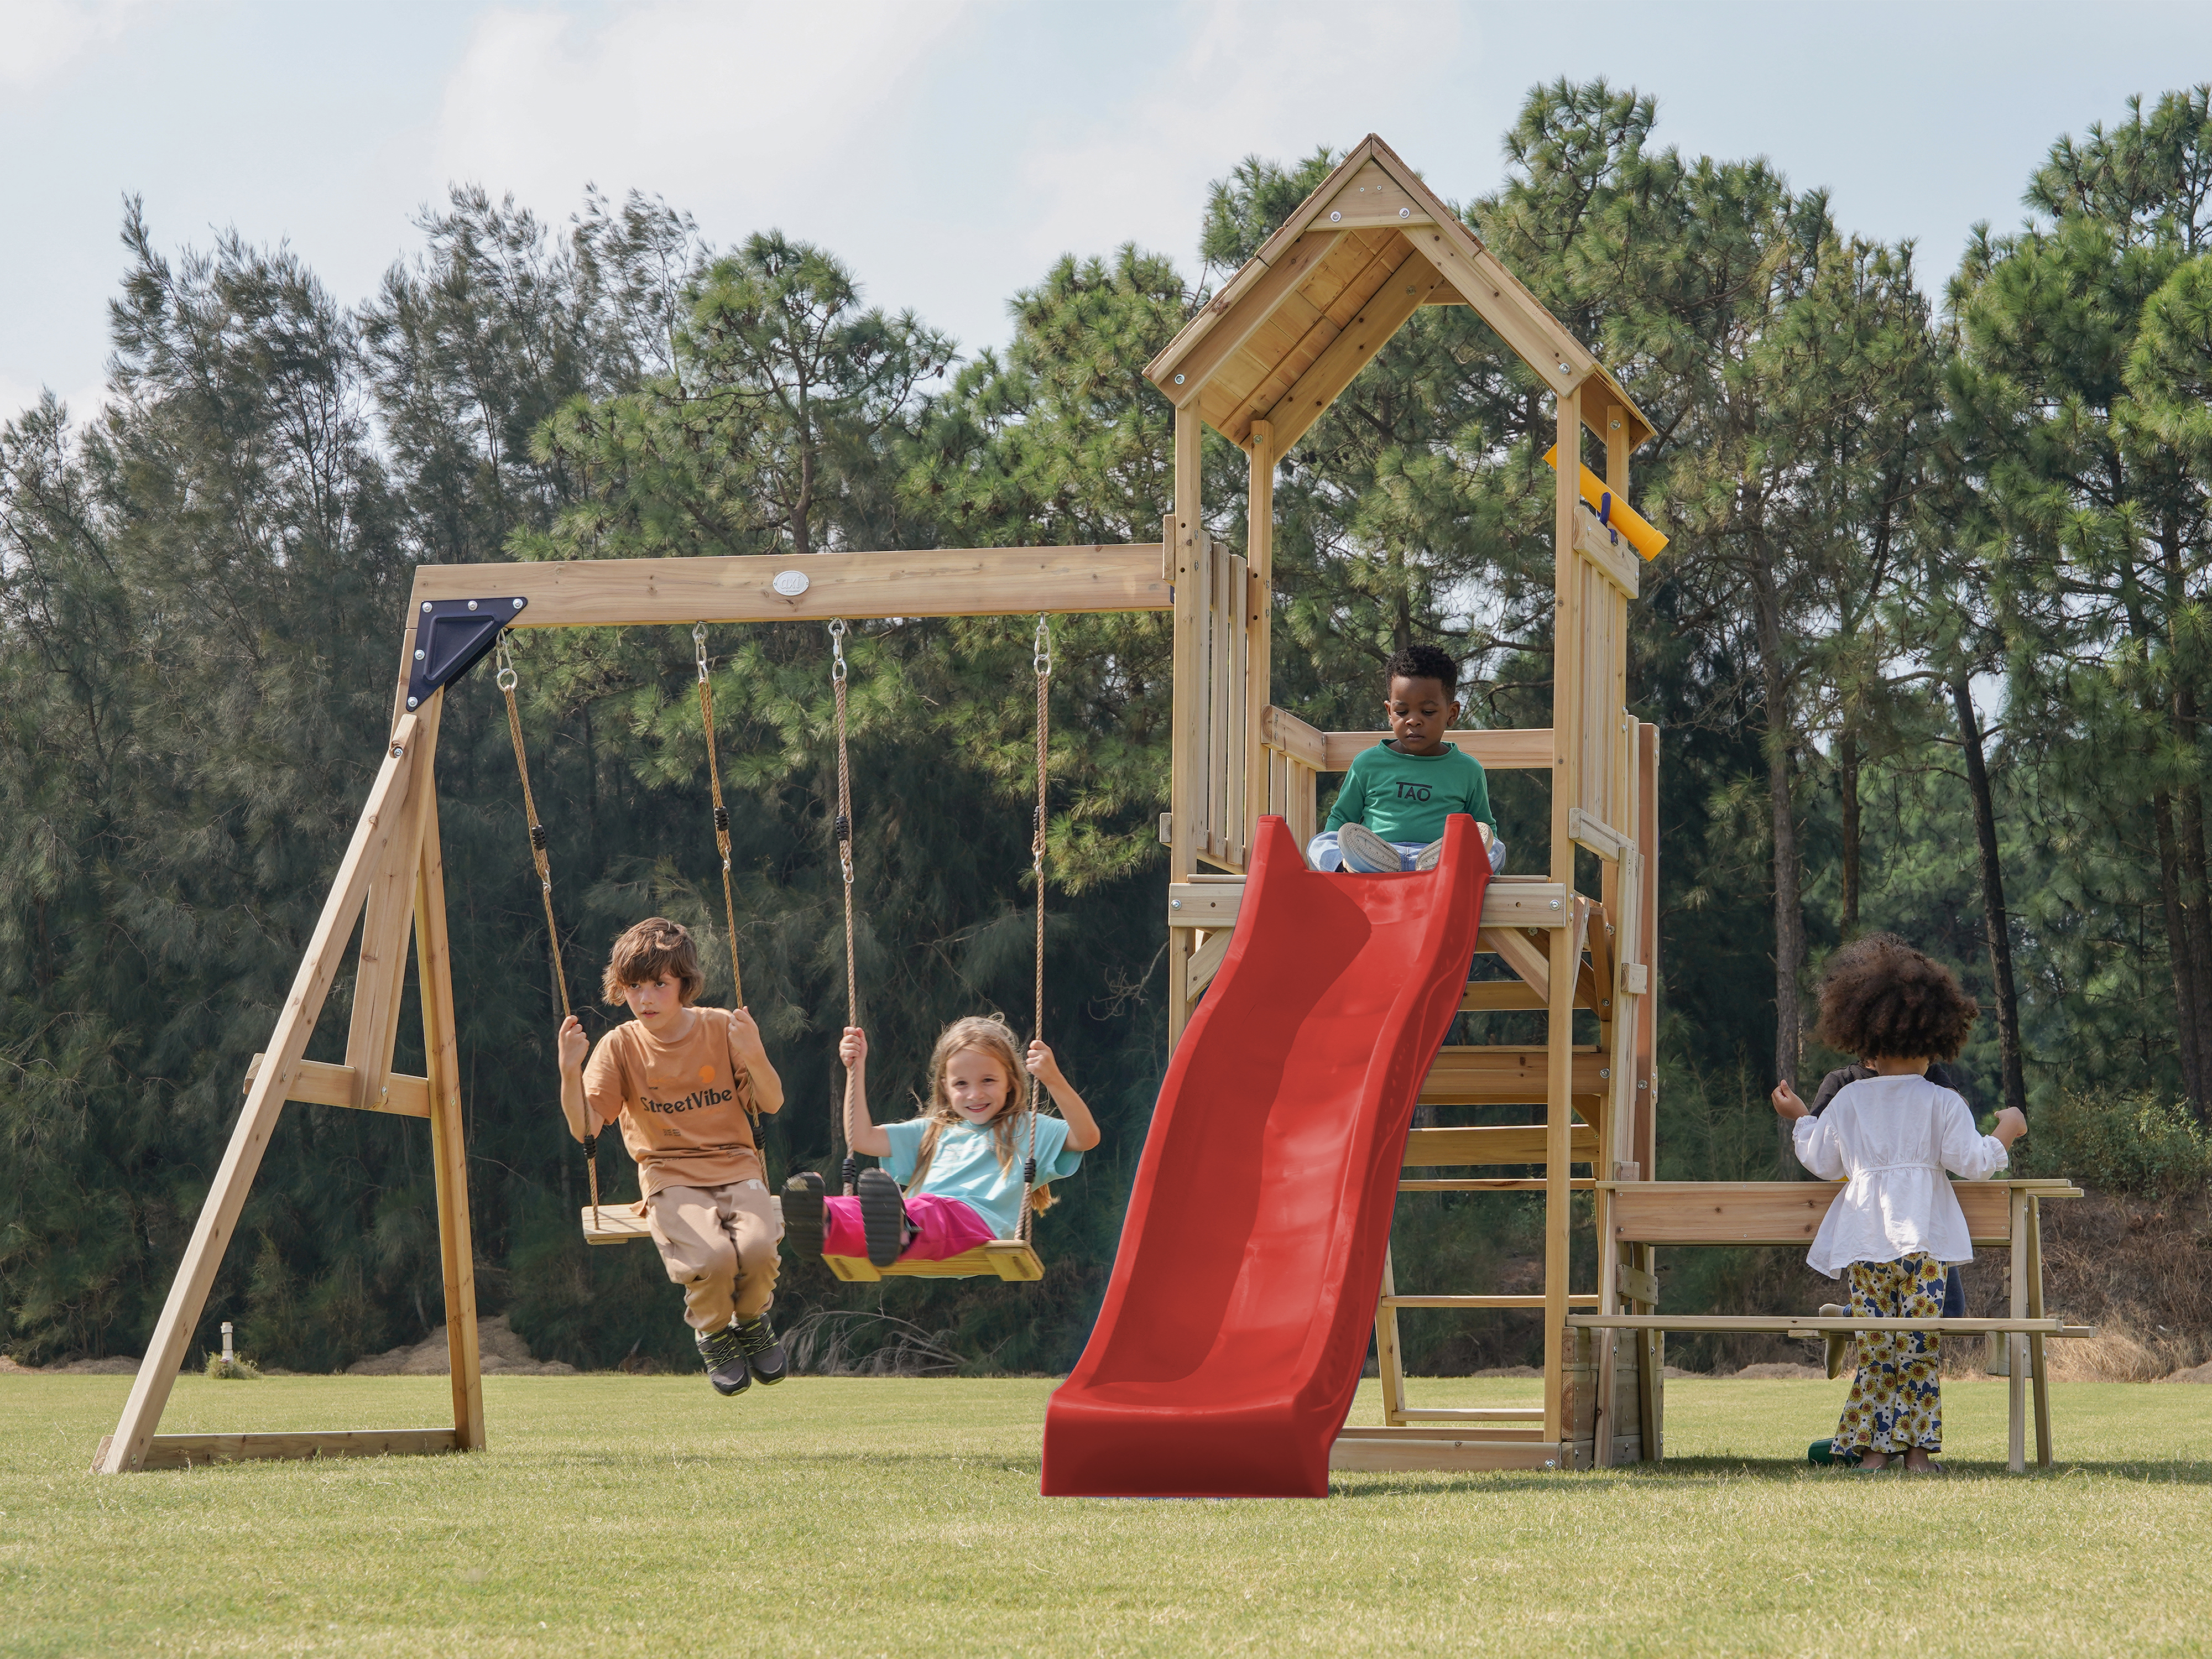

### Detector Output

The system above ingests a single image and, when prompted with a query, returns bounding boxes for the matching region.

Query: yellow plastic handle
[1541,446,1668,561]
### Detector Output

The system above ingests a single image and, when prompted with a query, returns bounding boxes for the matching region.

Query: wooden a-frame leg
[1375,1245,1407,1428]
[414,775,484,1452]
[345,698,441,1107]
[97,718,427,1473]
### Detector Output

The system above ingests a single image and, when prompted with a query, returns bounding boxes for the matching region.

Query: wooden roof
[1146,135,1654,455]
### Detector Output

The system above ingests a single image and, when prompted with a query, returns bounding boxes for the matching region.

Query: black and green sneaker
[782,1171,826,1258]
[733,1313,787,1385]
[857,1167,909,1268]
[696,1323,750,1396]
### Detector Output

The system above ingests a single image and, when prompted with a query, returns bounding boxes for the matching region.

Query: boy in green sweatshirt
[1308,644,1504,874]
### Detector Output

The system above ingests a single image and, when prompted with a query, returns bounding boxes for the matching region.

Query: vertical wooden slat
[1543,380,1583,1443]
[2027,1194,2051,1467]
[2008,1187,2029,1473]
[1634,722,1661,1177]
[414,760,484,1452]
[1244,422,1275,857]
[98,717,426,1473]
[1209,539,1233,862]
[1224,550,1250,868]
[1168,408,1202,1051]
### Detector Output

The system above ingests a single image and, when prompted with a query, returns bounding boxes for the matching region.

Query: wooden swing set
[95,135,2084,1478]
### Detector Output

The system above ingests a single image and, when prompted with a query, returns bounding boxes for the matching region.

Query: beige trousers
[645,1179,781,1331]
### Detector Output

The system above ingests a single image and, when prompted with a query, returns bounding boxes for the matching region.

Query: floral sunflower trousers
[1836,1251,1946,1455]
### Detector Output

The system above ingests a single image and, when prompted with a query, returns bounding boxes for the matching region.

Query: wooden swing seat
[825,1240,1044,1282]
[578,1201,1044,1281]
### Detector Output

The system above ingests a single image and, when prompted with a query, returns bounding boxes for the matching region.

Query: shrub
[2013,1089,2212,1196]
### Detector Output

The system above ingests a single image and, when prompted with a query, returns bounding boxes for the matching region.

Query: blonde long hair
[904,1015,1055,1214]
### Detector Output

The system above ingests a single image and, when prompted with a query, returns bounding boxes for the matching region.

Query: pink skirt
[821,1192,997,1261]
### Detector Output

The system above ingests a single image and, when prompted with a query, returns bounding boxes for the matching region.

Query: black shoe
[696,1323,750,1396]
[733,1313,787,1385]
[782,1171,826,1258]
[857,1168,909,1269]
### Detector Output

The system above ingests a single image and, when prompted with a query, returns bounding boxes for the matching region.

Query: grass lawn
[2,1372,2206,1655]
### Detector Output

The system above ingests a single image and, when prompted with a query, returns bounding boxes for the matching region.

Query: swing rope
[694,624,759,1130]
[496,634,598,1230]
[1019,615,1051,1243]
[831,620,860,1197]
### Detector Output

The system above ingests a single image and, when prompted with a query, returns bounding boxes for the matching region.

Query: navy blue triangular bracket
[405,597,529,711]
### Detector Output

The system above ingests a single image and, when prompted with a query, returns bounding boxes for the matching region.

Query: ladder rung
[1399,1178,1595,1192]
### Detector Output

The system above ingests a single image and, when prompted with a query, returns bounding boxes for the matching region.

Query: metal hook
[495,631,518,692]
[693,621,711,684]
[1034,613,1052,676]
[830,618,848,683]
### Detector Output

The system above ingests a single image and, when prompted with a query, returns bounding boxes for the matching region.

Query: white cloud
[430,1,978,226]
[1008,0,1470,281]
[0,0,173,90]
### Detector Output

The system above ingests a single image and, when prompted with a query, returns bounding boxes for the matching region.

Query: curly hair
[601,916,705,1006]
[1384,643,1460,700]
[1814,933,1979,1062]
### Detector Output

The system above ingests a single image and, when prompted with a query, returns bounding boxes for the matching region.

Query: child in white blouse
[1772,935,2026,1473]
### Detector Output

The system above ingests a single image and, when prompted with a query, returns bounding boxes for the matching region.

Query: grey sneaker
[696,1323,750,1396]
[1413,837,1446,872]
[1336,822,1402,874]
[732,1313,787,1385]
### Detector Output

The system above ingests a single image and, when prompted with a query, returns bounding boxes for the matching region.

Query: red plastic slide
[1042,812,1490,1498]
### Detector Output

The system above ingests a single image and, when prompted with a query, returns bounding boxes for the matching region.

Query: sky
[6,0,2212,425]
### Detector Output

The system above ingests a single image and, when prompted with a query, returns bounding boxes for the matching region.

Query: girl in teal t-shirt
[781,1015,1101,1269]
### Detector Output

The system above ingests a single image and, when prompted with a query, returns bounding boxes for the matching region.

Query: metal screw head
[1171,899,1182,910]
[466,599,478,611]
[1550,899,1562,910]
[1399,207,1410,218]
[1329,210,1342,222]
[406,697,418,709]
[1173,372,1185,384]
[1558,362,1573,376]
[1600,1068,1611,1080]
[390,742,404,758]
[414,648,425,661]
[512,597,524,609]
[421,601,432,613]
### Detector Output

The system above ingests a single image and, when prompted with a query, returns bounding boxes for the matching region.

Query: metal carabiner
[494,632,519,692]
[693,621,711,685]
[829,618,848,684]
[1033,613,1052,677]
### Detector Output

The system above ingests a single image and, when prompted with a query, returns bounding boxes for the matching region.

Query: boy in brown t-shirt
[557,917,787,1395]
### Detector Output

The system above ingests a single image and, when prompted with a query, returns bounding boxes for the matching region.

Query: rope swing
[1018,614,1051,1243]
[831,619,860,1199]
[495,633,599,1232]
[693,624,759,1130]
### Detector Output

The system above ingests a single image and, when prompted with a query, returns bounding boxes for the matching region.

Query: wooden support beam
[1165,233,1345,401]
[98,718,426,1474]
[1330,1434,1571,1473]
[92,1428,460,1473]
[1541,380,1581,1446]
[1168,879,1572,931]
[406,545,1171,634]
[1183,928,1233,999]
[1375,1245,1407,1427]
[1605,1180,2079,1246]
[1383,1293,1601,1309]
[1318,726,1554,773]
[1569,1315,2093,1336]
[242,1055,430,1119]
[1399,1177,1597,1192]
[343,695,440,1110]
[1459,980,1546,1013]
[1243,421,1274,860]
[414,771,485,1452]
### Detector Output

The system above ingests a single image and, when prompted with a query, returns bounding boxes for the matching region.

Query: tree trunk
[1838,719,1861,937]
[2152,789,2205,1113]
[1751,559,1804,1171]
[2174,697,2212,1118]
[1950,674,2028,1119]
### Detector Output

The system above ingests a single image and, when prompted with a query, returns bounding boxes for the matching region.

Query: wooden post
[1542,380,1583,1443]
[1244,421,1274,859]
[2008,1186,2029,1473]
[1167,406,1204,1048]
[97,717,426,1473]
[2026,1193,2051,1467]
[413,739,485,1452]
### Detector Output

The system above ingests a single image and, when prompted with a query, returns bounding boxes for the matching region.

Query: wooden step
[1419,1045,1605,1107]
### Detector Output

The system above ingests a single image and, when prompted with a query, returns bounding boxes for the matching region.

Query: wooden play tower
[97,136,1666,1475]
